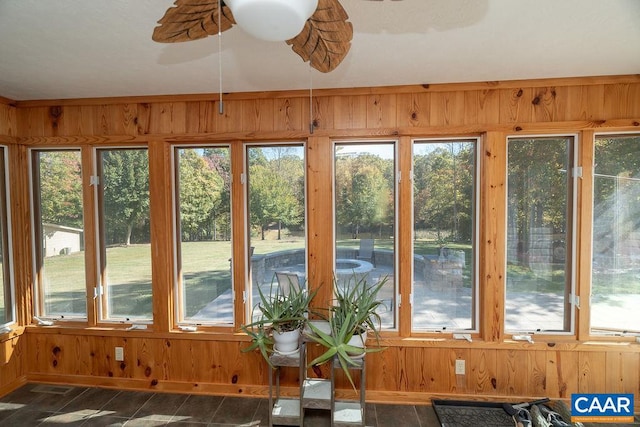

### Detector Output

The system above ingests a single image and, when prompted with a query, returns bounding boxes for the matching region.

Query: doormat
[432,399,514,427]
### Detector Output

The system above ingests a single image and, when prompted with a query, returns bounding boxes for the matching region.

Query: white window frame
[504,133,579,335]
[332,139,400,331]
[29,147,87,321]
[410,136,481,333]
[589,131,640,336]
[171,144,235,328]
[0,145,15,331]
[93,146,152,324]
[243,141,308,325]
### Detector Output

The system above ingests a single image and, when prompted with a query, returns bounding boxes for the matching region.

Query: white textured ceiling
[0,0,639,101]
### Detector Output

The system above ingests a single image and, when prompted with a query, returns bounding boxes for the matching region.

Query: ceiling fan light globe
[225,0,319,41]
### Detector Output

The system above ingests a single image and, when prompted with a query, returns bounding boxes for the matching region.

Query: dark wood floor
[2,383,638,426]
[0,383,441,426]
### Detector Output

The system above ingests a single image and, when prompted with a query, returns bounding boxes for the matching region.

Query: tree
[178,149,224,241]
[413,143,475,243]
[335,153,392,239]
[249,163,302,240]
[267,148,305,238]
[421,148,456,240]
[592,136,640,261]
[507,138,569,265]
[38,151,83,229]
[203,148,232,241]
[247,147,304,240]
[101,149,149,246]
[454,145,475,241]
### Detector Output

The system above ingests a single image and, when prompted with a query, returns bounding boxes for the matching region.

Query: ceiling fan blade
[152,0,236,43]
[286,0,353,73]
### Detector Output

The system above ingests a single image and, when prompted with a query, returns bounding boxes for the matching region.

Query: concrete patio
[193,260,639,335]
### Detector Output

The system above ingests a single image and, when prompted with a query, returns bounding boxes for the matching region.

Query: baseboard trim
[25,373,273,398]
[13,373,640,414]
[0,376,27,398]
[25,373,532,406]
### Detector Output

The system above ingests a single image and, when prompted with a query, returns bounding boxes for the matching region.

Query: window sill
[378,335,640,352]
[21,326,640,351]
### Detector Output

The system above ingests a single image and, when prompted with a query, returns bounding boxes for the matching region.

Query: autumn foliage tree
[413,144,474,243]
[38,151,83,230]
[335,153,392,239]
[248,148,303,240]
[177,149,224,241]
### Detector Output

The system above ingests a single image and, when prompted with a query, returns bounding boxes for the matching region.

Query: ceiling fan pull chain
[217,0,224,115]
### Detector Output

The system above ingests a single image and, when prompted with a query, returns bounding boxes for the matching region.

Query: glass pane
[98,148,151,321]
[412,140,476,331]
[0,148,12,326]
[334,143,396,329]
[247,145,306,319]
[176,147,232,324]
[591,135,640,334]
[506,137,573,332]
[33,150,86,318]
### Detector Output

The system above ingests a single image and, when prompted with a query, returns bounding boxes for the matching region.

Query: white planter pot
[273,329,300,354]
[304,320,331,337]
[347,330,367,359]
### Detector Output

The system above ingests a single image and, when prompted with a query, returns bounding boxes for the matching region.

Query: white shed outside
[42,223,83,257]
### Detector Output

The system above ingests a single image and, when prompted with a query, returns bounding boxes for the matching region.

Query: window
[412,139,478,331]
[174,146,233,325]
[246,144,306,319]
[96,148,151,322]
[31,149,86,319]
[0,147,14,329]
[591,134,640,334]
[506,136,575,333]
[334,142,396,329]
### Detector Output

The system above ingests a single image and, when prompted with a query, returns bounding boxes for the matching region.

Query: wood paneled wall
[0,334,26,396]
[13,76,640,141]
[0,101,16,141]
[1,75,640,406]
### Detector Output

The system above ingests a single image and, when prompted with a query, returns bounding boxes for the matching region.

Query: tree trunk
[125,223,132,246]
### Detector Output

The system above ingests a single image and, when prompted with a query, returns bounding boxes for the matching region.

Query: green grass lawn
[42,242,229,318]
[505,262,567,293]
[41,238,310,319]
[43,246,153,317]
[592,270,640,294]
[0,263,16,323]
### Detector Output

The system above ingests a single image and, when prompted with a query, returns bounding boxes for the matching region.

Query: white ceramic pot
[305,320,331,337]
[346,330,367,358]
[273,329,300,354]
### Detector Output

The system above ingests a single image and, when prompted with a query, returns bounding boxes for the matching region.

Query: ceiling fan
[152,0,392,73]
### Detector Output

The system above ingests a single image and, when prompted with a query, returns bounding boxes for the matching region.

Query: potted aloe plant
[241,278,316,367]
[305,274,388,388]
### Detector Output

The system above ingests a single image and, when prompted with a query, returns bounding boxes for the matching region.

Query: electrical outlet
[115,347,124,361]
[455,359,465,375]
